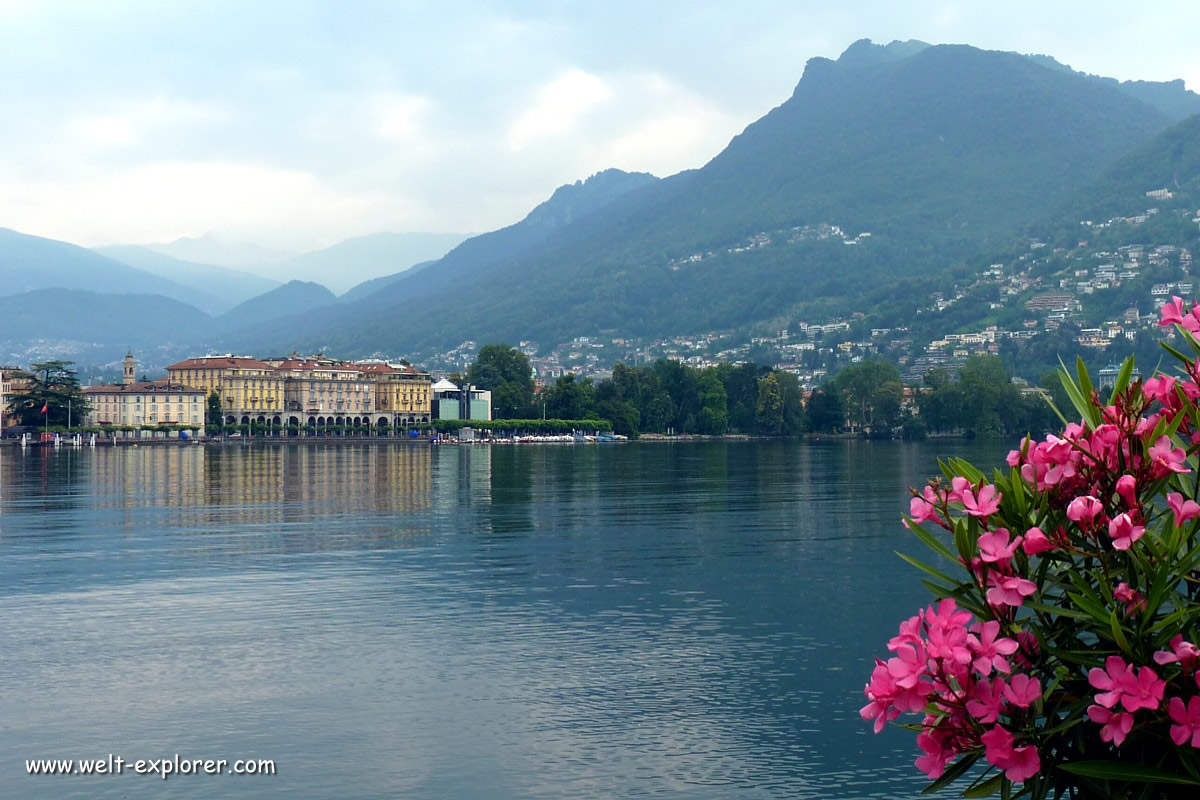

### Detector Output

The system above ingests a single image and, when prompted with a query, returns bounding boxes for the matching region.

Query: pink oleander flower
[1066,495,1104,524]
[1089,656,1134,709]
[980,725,1040,782]
[914,728,956,779]
[887,642,929,690]
[978,528,1022,565]
[888,613,923,651]
[1002,673,1041,709]
[986,574,1037,608]
[961,484,1002,518]
[965,678,1005,723]
[1087,705,1135,746]
[1149,435,1190,476]
[969,620,1018,675]
[1144,374,1177,405]
[1154,635,1200,672]
[909,495,935,522]
[948,476,971,503]
[1168,696,1200,747]
[1002,745,1041,783]
[1113,583,1146,616]
[1107,513,1146,551]
[1168,492,1200,528]
[1021,526,1055,555]
[1119,665,1165,712]
[1161,296,1187,327]
[1115,474,1138,508]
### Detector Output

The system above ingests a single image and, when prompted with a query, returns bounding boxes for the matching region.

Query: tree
[831,360,904,431]
[775,370,807,435]
[543,373,597,420]
[467,344,535,418]
[806,386,844,433]
[7,360,91,428]
[696,369,729,435]
[207,391,223,428]
[755,373,784,434]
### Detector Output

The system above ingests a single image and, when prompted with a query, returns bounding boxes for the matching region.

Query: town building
[83,380,207,431]
[166,355,285,425]
[0,365,28,435]
[431,379,492,421]
[353,360,432,428]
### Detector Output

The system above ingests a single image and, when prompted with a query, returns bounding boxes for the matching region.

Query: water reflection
[0,439,1011,799]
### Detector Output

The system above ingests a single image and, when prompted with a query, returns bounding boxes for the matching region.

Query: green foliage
[466,344,535,418]
[830,360,904,431]
[919,356,1061,437]
[6,361,91,427]
[431,419,612,434]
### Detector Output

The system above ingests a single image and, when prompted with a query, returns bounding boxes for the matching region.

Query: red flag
[40,402,48,414]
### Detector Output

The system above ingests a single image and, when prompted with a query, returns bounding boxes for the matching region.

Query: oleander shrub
[862,298,1200,797]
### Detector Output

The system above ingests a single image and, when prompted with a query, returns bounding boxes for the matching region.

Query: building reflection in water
[66,443,438,556]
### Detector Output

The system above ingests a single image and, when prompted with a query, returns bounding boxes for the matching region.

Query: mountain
[93,245,279,313]
[235,41,1184,357]
[1024,54,1200,122]
[220,168,659,352]
[273,232,471,294]
[0,289,210,365]
[216,280,337,334]
[0,228,206,308]
[338,260,436,303]
[142,234,296,269]
[1070,111,1200,222]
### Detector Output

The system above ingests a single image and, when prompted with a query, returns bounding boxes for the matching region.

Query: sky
[2,0,1198,259]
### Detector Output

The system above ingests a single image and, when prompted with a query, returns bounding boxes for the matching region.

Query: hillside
[270,232,471,293]
[94,245,279,313]
[0,289,210,365]
[221,168,660,351]
[339,260,436,303]
[238,41,1184,358]
[0,228,203,309]
[216,280,337,334]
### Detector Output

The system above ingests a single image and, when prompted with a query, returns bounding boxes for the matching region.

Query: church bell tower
[123,350,137,385]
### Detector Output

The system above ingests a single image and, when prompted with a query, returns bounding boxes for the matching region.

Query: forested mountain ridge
[239,40,1185,358]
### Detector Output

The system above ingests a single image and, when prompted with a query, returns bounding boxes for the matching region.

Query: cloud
[60,97,228,152]
[507,69,613,151]
[1,161,392,249]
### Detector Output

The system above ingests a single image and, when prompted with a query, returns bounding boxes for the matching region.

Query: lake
[0,439,1012,799]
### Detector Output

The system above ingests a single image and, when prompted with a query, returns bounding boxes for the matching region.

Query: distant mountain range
[2,38,1199,371]
[93,245,281,313]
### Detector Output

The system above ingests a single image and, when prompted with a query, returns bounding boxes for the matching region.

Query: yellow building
[166,356,284,425]
[270,356,373,424]
[356,360,432,428]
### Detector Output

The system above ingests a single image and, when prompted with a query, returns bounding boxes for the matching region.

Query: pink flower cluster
[1086,638,1200,749]
[866,298,1200,789]
[860,599,1042,781]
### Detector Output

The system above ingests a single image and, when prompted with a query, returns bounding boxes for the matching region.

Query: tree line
[463,344,806,438]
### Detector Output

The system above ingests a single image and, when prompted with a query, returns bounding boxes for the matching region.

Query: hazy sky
[2,1,1198,254]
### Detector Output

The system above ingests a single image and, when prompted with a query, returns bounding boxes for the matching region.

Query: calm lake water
[0,439,1011,799]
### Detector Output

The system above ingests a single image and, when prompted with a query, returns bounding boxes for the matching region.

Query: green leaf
[1107,357,1135,405]
[921,752,980,794]
[963,772,1005,798]
[1057,761,1200,785]
[896,551,960,586]
[1076,355,1095,407]
[1110,609,1133,656]
[906,518,959,563]
[1024,599,1093,621]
